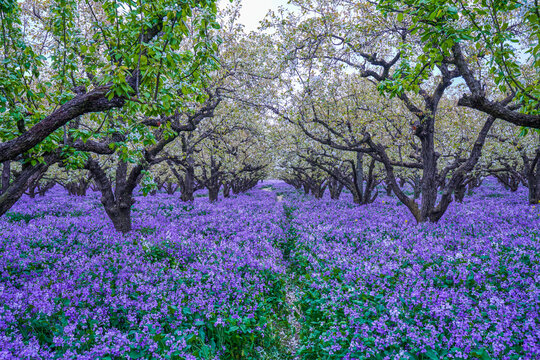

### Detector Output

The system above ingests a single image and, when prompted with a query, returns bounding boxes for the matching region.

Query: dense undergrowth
[1,181,539,359]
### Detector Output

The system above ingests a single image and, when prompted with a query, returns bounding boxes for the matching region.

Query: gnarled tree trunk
[351,154,379,205]
[222,183,231,198]
[493,172,521,192]
[169,158,196,202]
[64,179,91,196]
[180,167,196,202]
[26,173,44,199]
[526,157,540,205]
[454,182,466,203]
[311,179,327,199]
[208,186,220,202]
[523,135,540,205]
[529,170,540,205]
[1,161,11,195]
[385,181,393,196]
[201,156,222,203]
[38,180,56,197]
[165,181,178,195]
[0,155,57,216]
[86,159,136,233]
[328,177,344,199]
[105,202,133,233]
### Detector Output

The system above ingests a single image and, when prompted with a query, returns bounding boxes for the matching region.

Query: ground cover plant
[1,0,540,359]
[279,182,540,360]
[0,186,288,359]
[1,180,539,359]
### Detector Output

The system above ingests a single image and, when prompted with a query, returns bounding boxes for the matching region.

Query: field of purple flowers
[1,181,539,359]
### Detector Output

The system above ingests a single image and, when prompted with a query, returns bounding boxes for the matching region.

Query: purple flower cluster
[1,180,539,359]
[280,181,540,359]
[0,187,287,359]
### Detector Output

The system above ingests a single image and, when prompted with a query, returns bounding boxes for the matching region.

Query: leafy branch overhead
[0,0,224,163]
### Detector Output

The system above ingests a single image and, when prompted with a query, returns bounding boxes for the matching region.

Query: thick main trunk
[100,188,135,234]
[105,204,133,233]
[27,171,47,198]
[411,174,422,199]
[223,183,231,198]
[419,123,439,223]
[27,177,39,199]
[413,186,421,199]
[208,186,220,202]
[0,162,50,216]
[165,182,177,195]
[65,180,90,196]
[350,154,364,204]
[385,181,392,196]
[39,181,56,196]
[1,161,10,194]
[85,158,137,233]
[495,173,520,192]
[201,157,222,203]
[28,187,37,198]
[526,137,540,205]
[350,156,378,205]
[180,169,195,202]
[312,185,325,199]
[328,178,343,199]
[356,152,364,200]
[454,183,466,203]
[528,168,540,205]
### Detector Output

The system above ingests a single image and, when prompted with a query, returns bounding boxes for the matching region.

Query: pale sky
[220,0,292,32]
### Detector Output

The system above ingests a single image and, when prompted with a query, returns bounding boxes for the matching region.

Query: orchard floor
[1,181,539,359]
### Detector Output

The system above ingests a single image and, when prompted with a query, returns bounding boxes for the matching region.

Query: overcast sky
[220,0,292,32]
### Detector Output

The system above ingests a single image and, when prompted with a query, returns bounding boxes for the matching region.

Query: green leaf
[128,351,146,359]
[425,349,439,360]
[519,127,529,137]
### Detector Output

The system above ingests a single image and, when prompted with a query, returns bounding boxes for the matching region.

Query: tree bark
[494,173,520,192]
[349,155,379,205]
[223,183,231,198]
[385,181,393,196]
[0,155,57,216]
[418,115,440,223]
[311,180,327,199]
[454,182,466,203]
[38,180,56,196]
[181,163,196,202]
[208,186,220,202]
[64,179,90,196]
[328,177,344,199]
[0,87,126,163]
[1,161,10,195]
[165,182,178,195]
[356,152,364,200]
[452,44,540,129]
[85,158,136,233]
[529,169,540,205]
[106,205,133,233]
[525,136,540,205]
[168,156,196,202]
[410,174,422,199]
